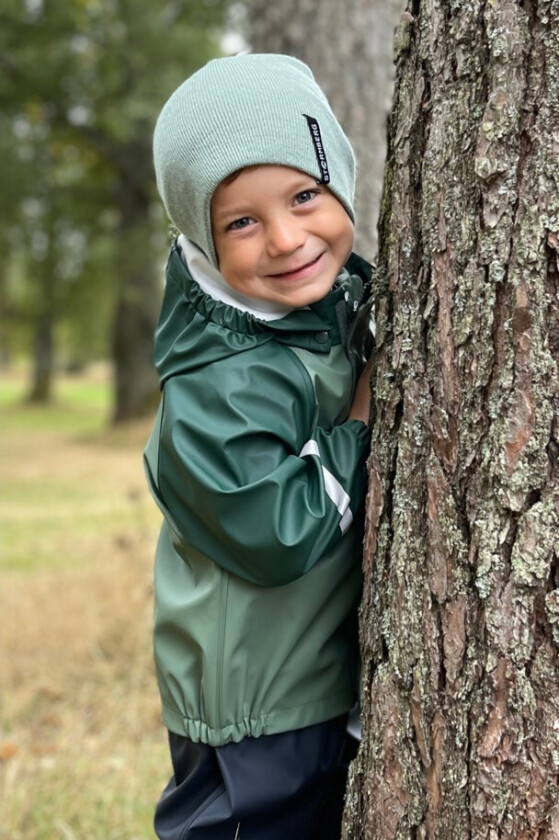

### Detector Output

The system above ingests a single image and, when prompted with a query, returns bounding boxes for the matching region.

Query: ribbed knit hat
[153,53,356,266]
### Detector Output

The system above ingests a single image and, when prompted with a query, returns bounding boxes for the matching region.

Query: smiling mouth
[268,253,324,279]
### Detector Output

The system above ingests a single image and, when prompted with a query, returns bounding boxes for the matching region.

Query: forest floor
[0,366,169,840]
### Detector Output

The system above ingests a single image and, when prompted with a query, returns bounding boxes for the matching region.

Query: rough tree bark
[344,1,559,838]
[244,0,403,259]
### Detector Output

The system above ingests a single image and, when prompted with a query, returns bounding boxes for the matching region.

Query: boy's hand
[348,358,373,425]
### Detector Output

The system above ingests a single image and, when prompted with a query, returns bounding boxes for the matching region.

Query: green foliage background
[0,0,229,377]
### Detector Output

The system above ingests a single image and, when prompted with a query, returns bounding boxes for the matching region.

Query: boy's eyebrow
[212,174,321,223]
[211,203,251,224]
[211,187,253,220]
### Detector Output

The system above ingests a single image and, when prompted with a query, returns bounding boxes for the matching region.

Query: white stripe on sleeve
[299,440,353,534]
[299,440,320,459]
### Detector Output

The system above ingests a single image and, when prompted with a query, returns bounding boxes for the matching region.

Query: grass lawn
[0,366,169,840]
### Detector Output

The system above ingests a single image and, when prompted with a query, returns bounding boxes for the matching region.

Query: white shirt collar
[177,235,295,322]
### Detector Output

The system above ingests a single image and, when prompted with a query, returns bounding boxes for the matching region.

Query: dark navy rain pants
[154,715,357,840]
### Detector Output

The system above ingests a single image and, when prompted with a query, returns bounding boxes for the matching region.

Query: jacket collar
[154,243,372,384]
[166,240,371,337]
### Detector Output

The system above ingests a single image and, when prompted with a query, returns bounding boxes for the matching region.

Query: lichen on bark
[345,1,559,838]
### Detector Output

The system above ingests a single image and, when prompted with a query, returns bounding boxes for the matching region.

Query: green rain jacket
[144,243,372,746]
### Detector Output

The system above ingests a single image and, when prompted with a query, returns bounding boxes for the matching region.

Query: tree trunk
[28,310,54,403]
[244,0,404,259]
[111,150,161,424]
[28,214,57,404]
[111,212,161,424]
[345,1,559,838]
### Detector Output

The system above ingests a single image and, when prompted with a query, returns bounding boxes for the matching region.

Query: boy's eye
[228,216,253,231]
[294,189,318,206]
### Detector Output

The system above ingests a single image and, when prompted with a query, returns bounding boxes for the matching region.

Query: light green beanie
[153,53,356,267]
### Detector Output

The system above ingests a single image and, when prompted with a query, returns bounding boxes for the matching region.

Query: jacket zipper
[215,571,229,731]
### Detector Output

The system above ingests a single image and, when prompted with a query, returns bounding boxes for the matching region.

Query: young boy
[145,53,373,840]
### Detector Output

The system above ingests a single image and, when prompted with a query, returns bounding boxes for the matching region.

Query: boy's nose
[265,215,305,257]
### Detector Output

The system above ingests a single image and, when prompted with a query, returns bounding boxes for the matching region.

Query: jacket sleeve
[145,353,370,587]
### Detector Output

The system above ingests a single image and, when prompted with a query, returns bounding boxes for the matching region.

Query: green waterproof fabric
[144,243,373,745]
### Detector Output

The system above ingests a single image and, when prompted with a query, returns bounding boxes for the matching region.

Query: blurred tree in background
[0,0,228,420]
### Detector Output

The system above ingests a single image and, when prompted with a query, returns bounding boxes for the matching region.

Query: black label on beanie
[303,115,330,183]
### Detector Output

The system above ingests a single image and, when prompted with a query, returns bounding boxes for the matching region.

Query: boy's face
[211,165,354,308]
